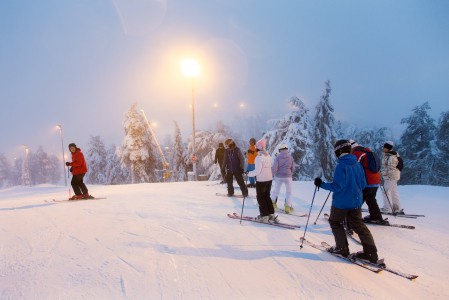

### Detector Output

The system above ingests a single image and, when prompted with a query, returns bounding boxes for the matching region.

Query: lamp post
[181,58,200,181]
[57,125,67,186]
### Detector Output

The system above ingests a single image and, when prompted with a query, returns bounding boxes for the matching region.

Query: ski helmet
[334,139,351,158]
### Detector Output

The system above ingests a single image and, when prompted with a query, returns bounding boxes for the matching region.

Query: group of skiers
[214,137,404,264]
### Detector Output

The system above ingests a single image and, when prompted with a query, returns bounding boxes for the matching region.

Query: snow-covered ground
[1,181,448,299]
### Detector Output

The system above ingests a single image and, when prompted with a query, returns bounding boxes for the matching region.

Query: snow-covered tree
[312,80,337,180]
[0,153,11,188]
[28,146,60,185]
[120,103,158,183]
[399,102,436,185]
[169,121,187,182]
[22,151,31,186]
[433,111,449,186]
[85,136,107,184]
[262,96,315,180]
[106,145,130,185]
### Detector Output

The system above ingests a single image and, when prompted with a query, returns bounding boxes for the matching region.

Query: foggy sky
[1,0,448,161]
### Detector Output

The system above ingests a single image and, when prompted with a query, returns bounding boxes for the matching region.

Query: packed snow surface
[1,181,448,299]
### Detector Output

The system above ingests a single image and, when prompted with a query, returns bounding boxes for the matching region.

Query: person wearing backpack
[380,141,402,214]
[350,140,388,225]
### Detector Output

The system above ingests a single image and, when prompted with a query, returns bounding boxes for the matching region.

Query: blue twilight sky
[1,0,448,161]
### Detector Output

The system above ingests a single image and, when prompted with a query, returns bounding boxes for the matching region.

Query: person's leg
[247,164,255,185]
[328,206,350,253]
[263,180,274,215]
[226,173,234,196]
[364,187,382,220]
[270,178,281,203]
[391,180,401,212]
[347,208,377,259]
[285,177,293,208]
[77,173,88,195]
[381,180,394,212]
[234,172,248,197]
[71,175,82,195]
[256,182,269,216]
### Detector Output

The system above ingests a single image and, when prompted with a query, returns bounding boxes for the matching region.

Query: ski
[364,218,415,229]
[322,242,418,280]
[362,208,424,218]
[299,238,382,273]
[228,213,299,230]
[216,193,252,199]
[276,209,308,218]
[45,197,106,203]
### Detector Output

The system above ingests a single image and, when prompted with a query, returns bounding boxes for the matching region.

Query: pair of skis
[216,193,253,199]
[361,208,424,218]
[300,238,418,280]
[227,212,300,230]
[45,197,106,203]
[323,213,415,230]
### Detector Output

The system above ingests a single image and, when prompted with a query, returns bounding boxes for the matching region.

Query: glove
[314,177,322,187]
[69,167,73,173]
[65,162,71,166]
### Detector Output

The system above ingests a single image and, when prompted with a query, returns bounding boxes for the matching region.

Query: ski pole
[380,183,395,216]
[240,172,249,224]
[313,191,331,225]
[300,185,318,249]
[380,175,395,215]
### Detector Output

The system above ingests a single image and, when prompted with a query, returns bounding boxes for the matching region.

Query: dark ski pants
[329,206,377,256]
[364,186,382,220]
[226,172,248,197]
[71,173,88,196]
[256,180,274,217]
[219,163,226,181]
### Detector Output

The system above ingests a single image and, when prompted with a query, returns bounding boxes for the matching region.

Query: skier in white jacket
[247,138,278,223]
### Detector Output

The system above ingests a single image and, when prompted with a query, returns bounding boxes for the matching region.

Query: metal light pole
[57,125,67,186]
[181,58,200,181]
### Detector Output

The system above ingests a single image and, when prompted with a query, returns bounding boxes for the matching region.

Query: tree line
[1,81,448,188]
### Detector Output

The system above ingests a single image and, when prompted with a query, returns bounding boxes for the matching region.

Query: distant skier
[223,139,248,198]
[270,144,296,213]
[214,142,226,183]
[248,138,278,223]
[245,138,257,188]
[314,139,380,264]
[66,143,92,200]
[380,141,402,214]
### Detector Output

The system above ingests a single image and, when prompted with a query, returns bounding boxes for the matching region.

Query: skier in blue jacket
[314,139,380,264]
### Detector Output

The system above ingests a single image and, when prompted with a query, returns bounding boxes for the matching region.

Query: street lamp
[181,58,200,181]
[56,125,67,186]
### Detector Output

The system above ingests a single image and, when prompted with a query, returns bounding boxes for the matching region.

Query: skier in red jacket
[66,143,92,200]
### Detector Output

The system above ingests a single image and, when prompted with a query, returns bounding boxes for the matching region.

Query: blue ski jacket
[320,154,366,210]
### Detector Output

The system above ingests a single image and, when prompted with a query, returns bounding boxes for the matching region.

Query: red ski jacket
[68,148,88,175]
[352,146,381,186]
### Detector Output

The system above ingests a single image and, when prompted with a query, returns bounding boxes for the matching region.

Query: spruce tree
[313,80,337,181]
[120,103,158,183]
[434,111,449,186]
[85,136,107,184]
[169,121,187,182]
[399,102,436,185]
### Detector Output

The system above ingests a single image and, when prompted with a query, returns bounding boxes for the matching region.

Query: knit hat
[349,139,359,149]
[256,138,266,150]
[383,141,394,150]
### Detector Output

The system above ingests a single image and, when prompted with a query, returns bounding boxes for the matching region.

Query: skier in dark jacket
[66,143,92,200]
[314,139,380,264]
[223,139,248,197]
[214,142,226,183]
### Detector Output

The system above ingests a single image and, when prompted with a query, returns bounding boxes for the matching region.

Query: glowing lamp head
[181,59,200,78]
